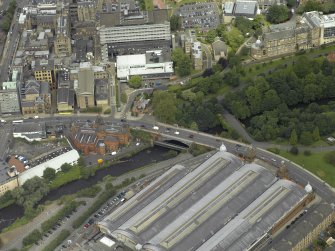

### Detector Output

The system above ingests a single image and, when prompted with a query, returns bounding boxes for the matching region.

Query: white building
[116,50,173,81]
[99,10,171,45]
[18,149,80,184]
[13,122,46,142]
[302,11,335,44]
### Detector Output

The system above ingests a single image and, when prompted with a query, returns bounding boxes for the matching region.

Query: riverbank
[0,145,172,233]
[0,152,193,251]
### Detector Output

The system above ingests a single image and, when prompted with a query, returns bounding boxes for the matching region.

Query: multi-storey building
[75,62,95,109]
[20,80,51,115]
[302,11,335,45]
[33,59,55,89]
[77,0,96,22]
[251,23,316,59]
[99,9,171,58]
[56,70,75,112]
[0,81,21,114]
[54,16,72,57]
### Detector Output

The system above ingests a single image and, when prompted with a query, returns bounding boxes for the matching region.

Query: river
[0,146,172,232]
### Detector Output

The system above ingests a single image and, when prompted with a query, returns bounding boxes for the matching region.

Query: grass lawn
[49,166,81,190]
[279,151,335,187]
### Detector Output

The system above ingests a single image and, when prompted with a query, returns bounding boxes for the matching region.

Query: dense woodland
[224,56,335,144]
[153,55,335,145]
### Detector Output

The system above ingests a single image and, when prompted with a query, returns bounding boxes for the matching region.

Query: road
[8,114,335,203]
[202,43,212,69]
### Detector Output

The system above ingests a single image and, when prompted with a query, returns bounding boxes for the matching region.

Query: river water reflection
[0,146,171,232]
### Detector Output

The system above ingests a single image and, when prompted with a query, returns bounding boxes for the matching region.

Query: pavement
[202,43,212,69]
[0,201,64,250]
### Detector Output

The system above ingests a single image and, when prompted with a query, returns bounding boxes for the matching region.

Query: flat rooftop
[99,151,310,251]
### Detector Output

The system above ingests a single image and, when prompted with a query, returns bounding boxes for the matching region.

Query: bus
[12,120,23,124]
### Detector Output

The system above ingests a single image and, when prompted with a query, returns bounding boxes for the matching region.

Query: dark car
[140,125,145,128]
[121,119,127,122]
[88,219,94,224]
[189,134,194,139]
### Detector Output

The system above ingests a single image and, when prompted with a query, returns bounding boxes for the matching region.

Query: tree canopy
[170,15,181,31]
[152,91,178,123]
[172,48,192,77]
[224,57,335,144]
[267,5,289,24]
[43,167,56,181]
[128,75,142,89]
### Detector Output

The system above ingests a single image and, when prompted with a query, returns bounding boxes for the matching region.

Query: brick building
[69,116,129,155]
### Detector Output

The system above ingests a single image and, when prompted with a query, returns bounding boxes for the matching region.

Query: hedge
[72,188,116,229]
[41,201,80,232]
[41,230,70,251]
[22,229,42,247]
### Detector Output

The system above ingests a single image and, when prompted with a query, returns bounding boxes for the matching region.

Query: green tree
[298,0,322,13]
[205,29,217,43]
[170,15,181,31]
[222,27,245,51]
[43,168,56,181]
[289,146,299,155]
[289,129,298,145]
[216,23,226,37]
[312,127,320,141]
[152,91,177,123]
[324,151,335,166]
[60,163,72,172]
[190,121,199,131]
[234,16,253,35]
[286,0,296,7]
[172,48,192,77]
[77,157,85,167]
[252,14,266,30]
[22,229,42,247]
[177,55,192,76]
[267,5,289,24]
[128,75,142,89]
[299,131,314,146]
[121,92,127,104]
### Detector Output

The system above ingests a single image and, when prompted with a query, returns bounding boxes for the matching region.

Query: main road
[12,114,335,204]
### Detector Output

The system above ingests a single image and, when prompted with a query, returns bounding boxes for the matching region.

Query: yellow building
[0,177,19,196]
[33,59,55,89]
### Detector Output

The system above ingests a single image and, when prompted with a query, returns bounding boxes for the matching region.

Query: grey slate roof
[234,0,257,17]
[100,9,168,27]
[98,151,310,251]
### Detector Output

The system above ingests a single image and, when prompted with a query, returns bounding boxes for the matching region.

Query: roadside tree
[43,167,56,181]
[128,75,142,89]
[267,5,289,24]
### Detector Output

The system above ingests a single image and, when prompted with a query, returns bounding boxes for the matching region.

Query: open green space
[279,151,335,187]
[49,166,81,190]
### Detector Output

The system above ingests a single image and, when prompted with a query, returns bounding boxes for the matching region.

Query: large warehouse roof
[99,151,309,251]
[18,149,80,184]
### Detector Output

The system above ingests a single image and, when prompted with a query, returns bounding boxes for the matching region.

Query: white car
[0,119,6,123]
[174,131,180,135]
[33,116,39,119]
[153,126,159,130]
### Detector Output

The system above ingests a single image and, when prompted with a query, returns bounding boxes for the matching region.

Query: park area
[280,151,335,187]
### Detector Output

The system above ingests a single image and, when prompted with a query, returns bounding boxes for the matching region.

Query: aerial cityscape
[0,0,335,250]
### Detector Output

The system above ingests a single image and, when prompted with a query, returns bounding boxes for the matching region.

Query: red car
[84,223,90,229]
